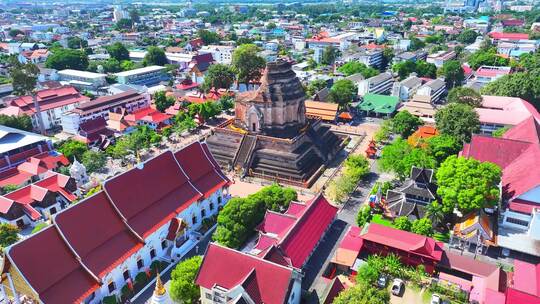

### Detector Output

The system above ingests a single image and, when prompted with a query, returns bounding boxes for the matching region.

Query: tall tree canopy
[440,60,464,88]
[197,29,221,45]
[8,58,39,96]
[337,61,379,78]
[333,281,390,304]
[436,156,501,214]
[457,29,479,44]
[435,103,480,143]
[378,138,436,180]
[169,256,202,304]
[426,134,462,165]
[143,46,167,66]
[202,63,235,92]
[106,42,130,61]
[328,79,357,109]
[321,45,339,65]
[0,115,33,131]
[45,48,89,70]
[392,110,422,138]
[232,44,266,85]
[481,71,540,111]
[467,47,509,70]
[447,87,483,107]
[153,91,176,112]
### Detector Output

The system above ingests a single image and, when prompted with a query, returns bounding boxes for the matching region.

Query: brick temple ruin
[206,60,345,187]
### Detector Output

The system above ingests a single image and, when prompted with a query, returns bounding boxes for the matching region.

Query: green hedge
[103,295,118,304]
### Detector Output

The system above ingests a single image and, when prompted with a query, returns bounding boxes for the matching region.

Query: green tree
[143,46,167,66]
[153,91,175,112]
[115,18,132,30]
[333,281,390,304]
[169,256,202,304]
[382,47,394,69]
[436,156,501,213]
[374,119,392,143]
[343,154,370,181]
[45,48,89,70]
[415,61,437,78]
[0,115,33,131]
[67,36,88,49]
[409,37,426,51]
[321,45,338,65]
[468,48,509,70]
[106,42,130,61]
[440,60,464,88]
[81,150,106,173]
[424,201,445,226]
[411,218,433,236]
[392,60,416,80]
[57,140,88,162]
[457,29,479,44]
[232,44,266,86]
[378,138,436,180]
[357,263,380,284]
[393,216,412,231]
[0,224,19,248]
[480,71,540,111]
[120,60,136,71]
[304,79,328,97]
[328,79,357,109]
[356,205,372,227]
[1,184,20,195]
[8,29,24,38]
[426,134,462,165]
[338,61,379,78]
[447,87,482,107]
[201,64,235,92]
[197,29,221,45]
[392,110,422,138]
[435,103,480,143]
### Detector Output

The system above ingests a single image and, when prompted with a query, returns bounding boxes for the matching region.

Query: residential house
[0,142,230,304]
[188,53,215,84]
[0,86,90,131]
[199,45,234,65]
[474,66,512,84]
[427,50,456,68]
[391,75,422,102]
[415,78,446,104]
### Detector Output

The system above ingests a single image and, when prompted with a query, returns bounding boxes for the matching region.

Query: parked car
[391,278,405,296]
[431,294,441,304]
[377,275,387,288]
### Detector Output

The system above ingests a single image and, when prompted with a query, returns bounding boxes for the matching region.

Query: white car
[431,294,441,304]
[391,278,405,296]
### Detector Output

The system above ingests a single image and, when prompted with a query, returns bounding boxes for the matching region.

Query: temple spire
[151,271,168,303]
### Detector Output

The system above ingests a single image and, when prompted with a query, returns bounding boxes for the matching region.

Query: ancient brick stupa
[206,60,344,187]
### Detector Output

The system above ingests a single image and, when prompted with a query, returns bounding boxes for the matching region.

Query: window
[137,258,144,269]
[506,217,529,227]
[108,281,115,293]
[161,240,167,249]
[123,269,130,281]
[206,293,212,300]
[218,197,222,205]
[50,207,57,215]
[201,209,206,218]
[150,249,156,259]
[209,203,214,211]
[192,215,197,225]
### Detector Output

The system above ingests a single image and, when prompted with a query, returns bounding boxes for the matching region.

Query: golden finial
[154,271,166,296]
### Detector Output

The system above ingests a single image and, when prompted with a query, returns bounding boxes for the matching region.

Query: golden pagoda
[151,272,168,304]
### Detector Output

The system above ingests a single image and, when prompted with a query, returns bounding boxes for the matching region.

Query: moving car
[377,275,387,288]
[391,278,405,296]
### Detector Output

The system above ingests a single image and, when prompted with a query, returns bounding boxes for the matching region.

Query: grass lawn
[433,232,450,242]
[371,214,394,227]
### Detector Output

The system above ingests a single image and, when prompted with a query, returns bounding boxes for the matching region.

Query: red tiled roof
[506,288,540,304]
[338,225,364,252]
[278,194,338,268]
[256,211,297,237]
[360,223,444,261]
[460,136,532,169]
[502,145,540,201]
[7,226,100,304]
[512,260,540,297]
[509,199,538,214]
[173,142,230,198]
[7,86,89,115]
[55,191,144,278]
[195,243,294,304]
[488,32,529,40]
[103,151,202,238]
[34,172,76,202]
[503,116,540,144]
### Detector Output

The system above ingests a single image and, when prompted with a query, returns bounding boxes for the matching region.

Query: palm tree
[8,57,44,134]
[425,201,446,228]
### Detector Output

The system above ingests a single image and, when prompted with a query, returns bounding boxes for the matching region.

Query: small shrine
[365,139,377,159]
[69,157,89,187]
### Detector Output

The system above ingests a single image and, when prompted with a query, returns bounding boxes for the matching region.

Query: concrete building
[199,45,235,65]
[426,50,457,68]
[357,72,394,96]
[58,69,107,90]
[115,66,168,86]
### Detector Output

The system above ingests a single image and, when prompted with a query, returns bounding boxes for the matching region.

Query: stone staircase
[233,134,257,174]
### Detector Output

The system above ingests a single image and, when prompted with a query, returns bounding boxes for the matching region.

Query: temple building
[206,60,343,187]
[0,142,230,304]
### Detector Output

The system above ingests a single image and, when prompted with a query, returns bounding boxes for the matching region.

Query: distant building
[426,50,456,68]
[357,93,399,117]
[340,49,383,69]
[475,95,540,134]
[474,66,512,84]
[199,45,235,65]
[357,72,394,97]
[114,66,168,86]
[58,69,107,90]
